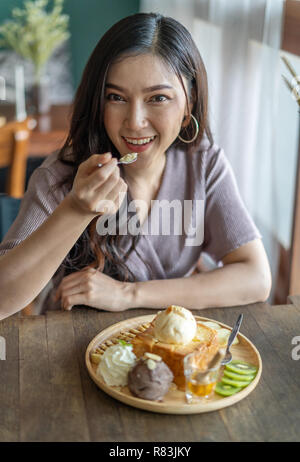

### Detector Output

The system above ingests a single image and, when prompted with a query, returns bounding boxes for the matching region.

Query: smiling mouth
[122,135,156,145]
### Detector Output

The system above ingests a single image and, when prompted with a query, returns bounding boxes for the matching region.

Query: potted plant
[0,0,70,114]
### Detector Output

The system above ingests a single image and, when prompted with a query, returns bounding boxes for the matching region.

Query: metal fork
[221,313,243,365]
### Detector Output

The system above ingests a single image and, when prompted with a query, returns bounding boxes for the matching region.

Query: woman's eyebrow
[105,83,174,92]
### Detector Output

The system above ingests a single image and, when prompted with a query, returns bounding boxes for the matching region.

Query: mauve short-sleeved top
[0,136,262,311]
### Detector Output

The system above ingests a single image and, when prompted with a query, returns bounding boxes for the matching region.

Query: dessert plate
[85,315,262,414]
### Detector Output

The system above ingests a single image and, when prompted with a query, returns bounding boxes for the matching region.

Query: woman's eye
[150,95,169,103]
[106,93,124,102]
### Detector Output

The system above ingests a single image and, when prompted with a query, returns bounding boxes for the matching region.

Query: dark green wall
[0,0,140,90]
[64,0,140,89]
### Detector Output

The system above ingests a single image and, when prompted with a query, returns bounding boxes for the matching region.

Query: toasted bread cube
[131,322,219,390]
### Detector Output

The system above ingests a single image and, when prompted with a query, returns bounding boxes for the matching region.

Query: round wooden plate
[85,315,262,414]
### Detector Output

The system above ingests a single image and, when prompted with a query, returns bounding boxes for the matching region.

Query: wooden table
[1,296,300,442]
[0,104,71,157]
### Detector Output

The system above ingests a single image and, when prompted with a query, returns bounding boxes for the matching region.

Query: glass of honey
[184,353,220,403]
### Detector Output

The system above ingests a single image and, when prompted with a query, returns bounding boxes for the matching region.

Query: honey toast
[131,321,219,390]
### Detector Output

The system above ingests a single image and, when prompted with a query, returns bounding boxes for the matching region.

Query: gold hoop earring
[178,114,199,144]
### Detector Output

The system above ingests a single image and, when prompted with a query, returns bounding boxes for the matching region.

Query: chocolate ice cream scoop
[128,355,174,401]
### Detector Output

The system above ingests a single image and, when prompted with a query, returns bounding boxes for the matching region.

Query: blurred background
[0,0,299,307]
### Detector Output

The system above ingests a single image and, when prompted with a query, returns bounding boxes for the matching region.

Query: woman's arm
[0,153,127,319]
[57,238,271,312]
[129,239,272,310]
[0,195,94,319]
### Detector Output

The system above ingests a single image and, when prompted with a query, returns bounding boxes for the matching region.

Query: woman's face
[103,53,190,164]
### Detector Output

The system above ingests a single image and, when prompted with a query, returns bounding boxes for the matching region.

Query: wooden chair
[0,117,36,198]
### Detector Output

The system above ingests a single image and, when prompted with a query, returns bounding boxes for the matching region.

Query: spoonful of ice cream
[98,152,138,168]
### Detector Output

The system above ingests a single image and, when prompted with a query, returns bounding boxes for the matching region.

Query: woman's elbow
[255,266,272,303]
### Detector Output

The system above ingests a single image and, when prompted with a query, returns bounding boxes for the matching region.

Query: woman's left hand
[54,267,134,312]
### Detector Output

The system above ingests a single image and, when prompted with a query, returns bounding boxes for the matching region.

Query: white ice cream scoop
[153,305,197,345]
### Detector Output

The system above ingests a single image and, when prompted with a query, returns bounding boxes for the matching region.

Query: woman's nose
[124,102,148,131]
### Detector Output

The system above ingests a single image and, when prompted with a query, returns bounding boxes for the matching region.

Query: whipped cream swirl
[97,344,137,386]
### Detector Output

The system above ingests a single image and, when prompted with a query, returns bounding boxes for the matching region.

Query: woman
[0,13,271,319]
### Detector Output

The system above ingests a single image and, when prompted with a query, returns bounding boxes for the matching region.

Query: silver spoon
[97,152,138,168]
[221,313,243,365]
[195,351,224,383]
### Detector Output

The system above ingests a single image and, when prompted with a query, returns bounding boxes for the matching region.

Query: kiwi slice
[225,360,258,376]
[223,369,255,382]
[221,376,251,389]
[215,382,242,397]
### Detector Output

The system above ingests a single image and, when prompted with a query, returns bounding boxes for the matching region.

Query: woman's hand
[68,152,128,217]
[54,267,135,312]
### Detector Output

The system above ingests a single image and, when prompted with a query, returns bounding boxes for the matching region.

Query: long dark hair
[56,12,214,280]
